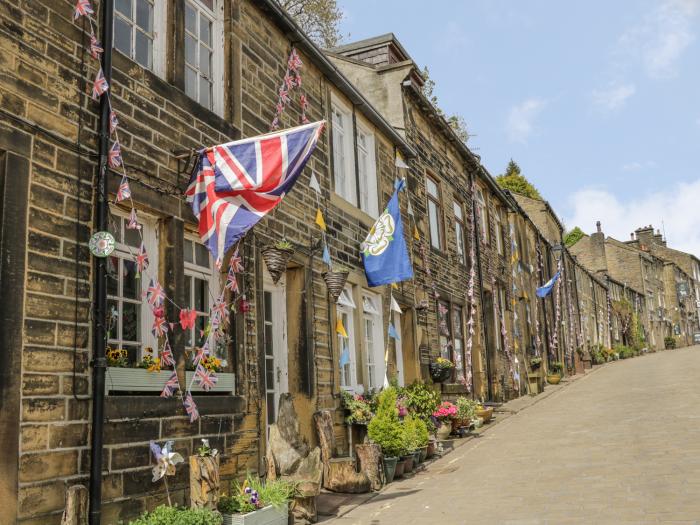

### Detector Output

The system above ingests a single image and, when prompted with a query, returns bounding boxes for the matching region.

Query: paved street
[327,347,700,524]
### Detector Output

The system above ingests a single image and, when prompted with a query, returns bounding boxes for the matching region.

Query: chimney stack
[590,221,607,273]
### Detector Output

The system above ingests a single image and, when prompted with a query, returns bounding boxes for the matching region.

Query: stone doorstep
[314,367,604,524]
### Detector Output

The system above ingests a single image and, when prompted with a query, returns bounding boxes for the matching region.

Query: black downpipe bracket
[89,1,114,523]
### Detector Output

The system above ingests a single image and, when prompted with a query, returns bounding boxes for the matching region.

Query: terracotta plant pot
[402,454,414,473]
[322,270,350,303]
[452,418,471,432]
[382,456,398,484]
[261,245,294,284]
[547,373,561,385]
[436,422,452,440]
[393,457,405,478]
[476,407,493,423]
[429,365,452,383]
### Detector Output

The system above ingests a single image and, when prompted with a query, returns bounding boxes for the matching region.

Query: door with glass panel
[263,275,288,430]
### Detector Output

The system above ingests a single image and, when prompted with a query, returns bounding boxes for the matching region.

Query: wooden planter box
[105,367,235,394]
[222,505,288,525]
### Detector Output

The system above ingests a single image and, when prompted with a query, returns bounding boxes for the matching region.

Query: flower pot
[412,449,421,466]
[418,446,428,463]
[530,361,542,370]
[393,457,405,478]
[261,245,294,284]
[401,454,414,473]
[452,418,470,432]
[476,407,493,423]
[382,456,398,483]
[436,423,452,440]
[429,365,452,383]
[546,373,561,385]
[322,271,350,303]
[426,441,436,458]
[222,505,288,525]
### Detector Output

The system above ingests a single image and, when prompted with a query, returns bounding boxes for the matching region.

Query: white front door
[393,311,405,386]
[263,274,287,429]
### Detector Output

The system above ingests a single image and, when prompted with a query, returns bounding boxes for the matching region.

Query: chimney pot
[596,221,601,233]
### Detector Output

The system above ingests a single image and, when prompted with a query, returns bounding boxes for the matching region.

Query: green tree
[564,226,585,247]
[279,0,344,48]
[495,160,542,199]
[420,67,470,144]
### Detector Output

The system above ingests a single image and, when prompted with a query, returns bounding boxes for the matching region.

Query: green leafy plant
[403,381,441,430]
[274,239,293,251]
[403,415,429,449]
[530,356,542,368]
[129,505,222,525]
[549,361,563,374]
[221,475,296,515]
[341,391,374,424]
[217,495,240,515]
[664,336,677,349]
[433,357,455,370]
[564,227,585,248]
[495,160,542,200]
[367,387,404,458]
[455,397,479,421]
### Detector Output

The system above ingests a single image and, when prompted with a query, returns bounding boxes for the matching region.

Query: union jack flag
[89,32,103,60]
[184,393,199,422]
[135,243,149,273]
[109,110,119,134]
[152,314,168,337]
[192,346,206,368]
[283,72,296,91]
[146,279,165,307]
[185,121,324,265]
[211,298,228,328]
[126,208,141,230]
[73,0,94,20]
[160,371,179,398]
[278,87,291,104]
[91,68,109,100]
[287,49,303,71]
[299,94,309,110]
[195,366,218,391]
[225,270,238,293]
[229,249,244,273]
[109,141,123,169]
[115,175,130,202]
[160,341,174,366]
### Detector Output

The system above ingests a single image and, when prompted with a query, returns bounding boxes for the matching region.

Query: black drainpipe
[89,1,113,523]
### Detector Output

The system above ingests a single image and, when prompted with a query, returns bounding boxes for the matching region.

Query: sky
[337,0,700,254]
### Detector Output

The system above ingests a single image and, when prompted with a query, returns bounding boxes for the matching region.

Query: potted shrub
[322,264,350,303]
[475,403,494,423]
[547,361,563,384]
[261,240,294,284]
[216,476,294,525]
[130,505,222,525]
[367,387,403,483]
[432,402,457,440]
[453,397,478,432]
[341,391,374,425]
[404,381,441,429]
[429,357,455,383]
[665,336,677,349]
[403,415,429,464]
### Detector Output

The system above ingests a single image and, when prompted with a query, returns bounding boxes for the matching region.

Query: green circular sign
[89,231,116,258]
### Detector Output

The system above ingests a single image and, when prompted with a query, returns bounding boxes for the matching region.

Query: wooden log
[323,459,371,493]
[61,485,87,525]
[291,496,317,524]
[189,455,220,510]
[313,410,335,466]
[355,444,384,491]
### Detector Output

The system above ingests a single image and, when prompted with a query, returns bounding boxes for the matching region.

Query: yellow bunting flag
[336,318,347,338]
[391,283,398,290]
[413,225,420,241]
[315,208,326,231]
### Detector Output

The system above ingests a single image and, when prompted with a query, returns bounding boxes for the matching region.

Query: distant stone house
[0,0,415,523]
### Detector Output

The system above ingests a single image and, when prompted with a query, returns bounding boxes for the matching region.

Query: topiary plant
[367,387,404,458]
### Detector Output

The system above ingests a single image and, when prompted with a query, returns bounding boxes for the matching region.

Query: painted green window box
[105,367,235,394]
[222,505,288,525]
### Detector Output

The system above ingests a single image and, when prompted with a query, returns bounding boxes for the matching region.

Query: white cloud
[618,0,700,78]
[591,82,636,110]
[563,179,700,256]
[622,160,656,172]
[506,98,546,143]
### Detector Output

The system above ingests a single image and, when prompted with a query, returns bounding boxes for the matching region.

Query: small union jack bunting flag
[73,0,94,20]
[211,299,228,329]
[146,279,165,307]
[152,314,168,338]
[287,48,303,71]
[89,32,104,60]
[184,393,199,422]
[283,72,296,91]
[91,68,109,100]
[192,346,206,368]
[229,249,244,273]
[299,94,309,110]
[109,141,123,169]
[135,243,149,273]
[160,341,174,367]
[160,371,179,398]
[109,110,119,134]
[115,175,130,202]
[195,366,218,392]
[126,208,140,230]
[225,270,238,293]
[278,86,291,104]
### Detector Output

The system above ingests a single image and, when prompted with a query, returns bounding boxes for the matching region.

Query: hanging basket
[429,364,452,383]
[322,270,349,303]
[261,245,294,284]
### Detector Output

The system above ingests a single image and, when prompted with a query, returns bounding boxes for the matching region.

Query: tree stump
[189,455,220,510]
[355,443,384,491]
[61,485,87,525]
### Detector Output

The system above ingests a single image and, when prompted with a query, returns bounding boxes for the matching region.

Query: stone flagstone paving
[326,347,700,524]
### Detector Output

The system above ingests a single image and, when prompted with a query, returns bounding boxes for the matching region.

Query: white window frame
[426,176,443,250]
[453,201,466,265]
[263,272,288,429]
[331,97,357,206]
[392,311,404,387]
[337,285,357,392]
[356,123,378,217]
[107,210,159,363]
[495,211,504,255]
[183,0,224,116]
[113,0,167,78]
[183,234,221,358]
[362,293,384,392]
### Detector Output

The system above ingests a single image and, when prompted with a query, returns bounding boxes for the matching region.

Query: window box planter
[222,505,288,525]
[105,367,235,394]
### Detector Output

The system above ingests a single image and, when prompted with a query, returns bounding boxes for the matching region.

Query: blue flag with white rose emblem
[361,180,414,287]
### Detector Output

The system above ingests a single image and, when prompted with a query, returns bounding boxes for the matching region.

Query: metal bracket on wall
[174,148,200,190]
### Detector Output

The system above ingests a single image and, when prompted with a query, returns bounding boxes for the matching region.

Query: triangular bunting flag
[322,244,331,265]
[336,318,347,338]
[315,208,326,231]
[309,172,321,194]
[395,151,409,169]
[388,322,400,340]
[390,296,402,313]
[413,225,420,241]
[407,199,414,217]
[339,345,350,367]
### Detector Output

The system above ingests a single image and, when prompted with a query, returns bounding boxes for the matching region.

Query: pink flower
[432,401,458,419]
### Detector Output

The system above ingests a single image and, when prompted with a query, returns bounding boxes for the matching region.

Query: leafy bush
[665,336,677,349]
[614,344,635,359]
[367,387,404,458]
[402,415,429,450]
[129,506,222,525]
[548,361,563,374]
[341,391,374,424]
[403,381,441,424]
[455,397,479,421]
[221,475,295,515]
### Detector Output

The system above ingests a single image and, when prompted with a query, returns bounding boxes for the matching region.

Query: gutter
[257,0,416,159]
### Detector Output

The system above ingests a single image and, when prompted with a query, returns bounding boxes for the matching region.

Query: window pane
[195,243,209,267]
[427,178,438,198]
[114,17,132,57]
[116,0,132,18]
[107,256,119,296]
[428,201,441,249]
[185,34,197,66]
[185,66,197,99]
[184,240,194,263]
[266,393,275,424]
[264,325,273,357]
[122,260,139,299]
[200,78,212,109]
[194,278,208,312]
[122,302,140,342]
[185,3,197,34]
[200,17,212,46]
[124,227,140,249]
[134,30,152,68]
[123,345,139,365]
[184,276,192,309]
[453,202,463,220]
[264,292,272,322]
[199,44,211,77]
[135,0,152,32]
